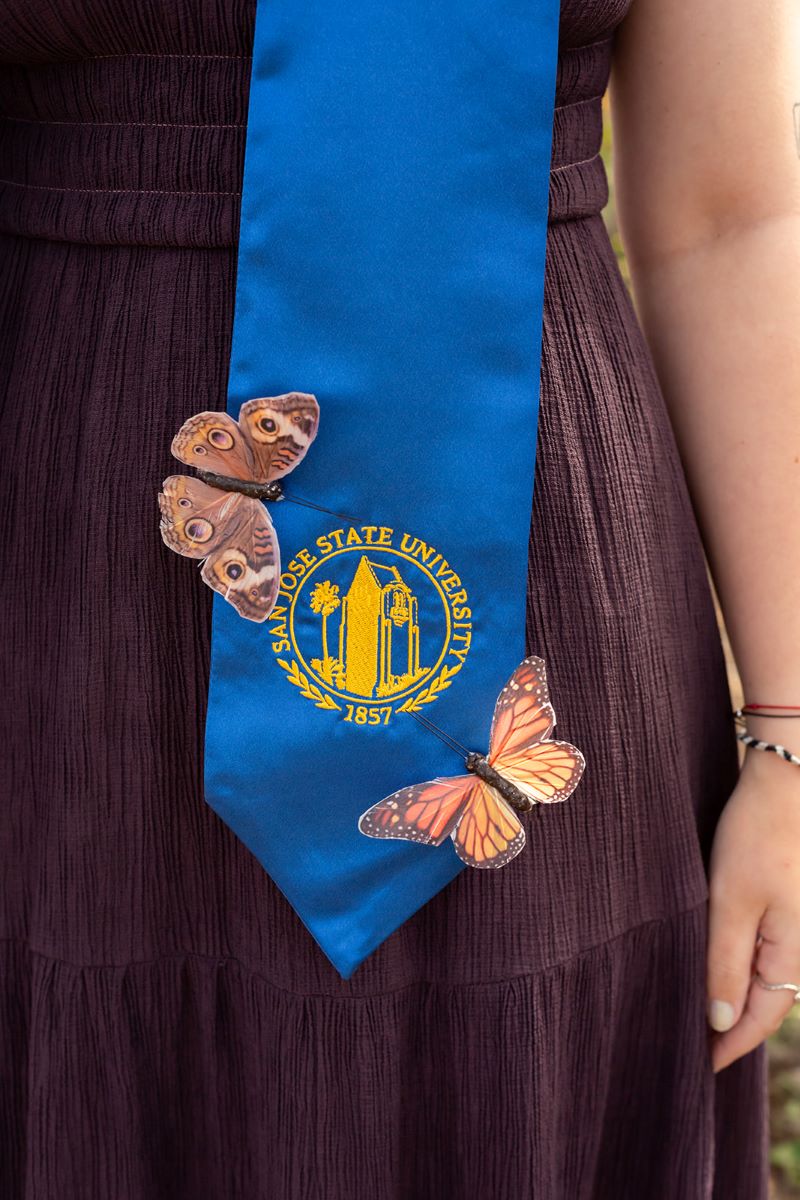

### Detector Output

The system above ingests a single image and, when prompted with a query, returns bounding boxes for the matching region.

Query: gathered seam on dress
[0,115,245,130]
[0,177,241,197]
[0,155,602,197]
[554,94,604,112]
[87,52,252,61]
[0,897,709,1001]
[550,151,602,174]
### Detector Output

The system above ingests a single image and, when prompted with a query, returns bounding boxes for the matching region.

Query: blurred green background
[599,98,800,1199]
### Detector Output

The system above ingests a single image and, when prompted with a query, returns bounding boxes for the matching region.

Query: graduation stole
[161,0,569,977]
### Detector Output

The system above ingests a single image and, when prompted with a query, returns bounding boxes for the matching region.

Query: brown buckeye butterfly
[159,393,319,622]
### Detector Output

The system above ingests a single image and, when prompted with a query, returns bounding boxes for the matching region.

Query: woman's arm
[609,0,800,1071]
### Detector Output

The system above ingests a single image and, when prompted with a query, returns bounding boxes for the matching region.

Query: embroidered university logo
[268,524,473,725]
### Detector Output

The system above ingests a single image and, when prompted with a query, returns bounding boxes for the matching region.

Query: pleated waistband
[0,54,247,248]
[0,44,610,248]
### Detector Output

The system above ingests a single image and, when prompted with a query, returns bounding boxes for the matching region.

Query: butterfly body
[359,656,585,868]
[464,752,535,813]
[159,393,319,622]
[194,470,285,503]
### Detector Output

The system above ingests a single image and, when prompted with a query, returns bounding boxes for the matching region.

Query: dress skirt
[0,0,768,1195]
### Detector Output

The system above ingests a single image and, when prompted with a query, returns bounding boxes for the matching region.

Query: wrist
[738,741,800,792]
[741,712,800,741]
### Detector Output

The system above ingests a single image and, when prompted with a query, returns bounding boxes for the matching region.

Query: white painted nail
[708,1000,736,1032]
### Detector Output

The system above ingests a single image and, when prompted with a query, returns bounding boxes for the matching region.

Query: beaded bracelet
[732,707,800,768]
[734,730,800,768]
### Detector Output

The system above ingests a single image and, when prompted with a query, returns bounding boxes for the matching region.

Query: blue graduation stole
[204,0,560,977]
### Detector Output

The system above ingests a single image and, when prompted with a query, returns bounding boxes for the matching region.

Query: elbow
[616,171,800,275]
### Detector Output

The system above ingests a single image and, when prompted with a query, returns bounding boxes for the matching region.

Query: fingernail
[708,1000,735,1032]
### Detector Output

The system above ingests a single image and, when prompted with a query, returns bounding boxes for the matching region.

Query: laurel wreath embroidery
[396,663,463,713]
[276,658,342,711]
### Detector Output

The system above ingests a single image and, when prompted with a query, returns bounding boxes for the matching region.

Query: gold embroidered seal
[268,524,473,726]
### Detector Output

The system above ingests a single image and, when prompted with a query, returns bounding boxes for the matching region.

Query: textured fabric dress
[0,0,769,1196]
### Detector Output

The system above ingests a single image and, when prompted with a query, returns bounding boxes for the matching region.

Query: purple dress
[0,0,768,1195]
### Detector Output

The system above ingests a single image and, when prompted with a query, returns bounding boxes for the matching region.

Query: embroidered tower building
[337,557,422,698]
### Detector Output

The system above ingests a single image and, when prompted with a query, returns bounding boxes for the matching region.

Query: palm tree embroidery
[309,580,341,683]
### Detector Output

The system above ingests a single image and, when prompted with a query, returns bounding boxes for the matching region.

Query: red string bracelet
[735,704,800,721]
[745,703,800,710]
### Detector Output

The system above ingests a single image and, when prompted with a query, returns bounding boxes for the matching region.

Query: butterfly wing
[496,740,585,806]
[159,475,280,622]
[488,655,585,806]
[238,393,320,482]
[358,774,526,870]
[159,475,242,556]
[358,776,473,846]
[170,411,256,479]
[488,655,555,761]
[200,509,280,623]
[451,780,526,868]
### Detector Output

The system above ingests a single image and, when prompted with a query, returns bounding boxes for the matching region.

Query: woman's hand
[612,0,800,1079]
[707,743,800,1072]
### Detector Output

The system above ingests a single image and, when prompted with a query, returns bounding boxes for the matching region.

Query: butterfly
[358,656,585,868]
[159,393,320,622]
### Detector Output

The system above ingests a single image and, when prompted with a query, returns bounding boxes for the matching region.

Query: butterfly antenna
[405,710,473,761]
[280,491,364,525]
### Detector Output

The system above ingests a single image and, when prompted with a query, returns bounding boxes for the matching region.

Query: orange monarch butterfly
[358,656,585,869]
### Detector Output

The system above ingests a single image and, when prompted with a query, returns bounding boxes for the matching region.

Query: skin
[609,1,800,1071]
